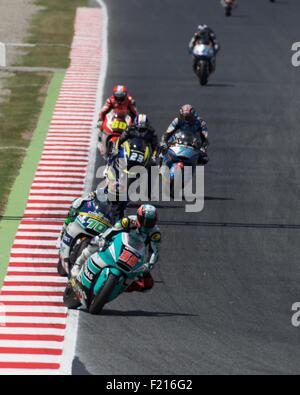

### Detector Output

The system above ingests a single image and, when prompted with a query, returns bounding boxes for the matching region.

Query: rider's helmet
[197,24,210,43]
[179,104,196,123]
[135,114,150,131]
[136,204,158,233]
[113,85,128,103]
[197,24,209,32]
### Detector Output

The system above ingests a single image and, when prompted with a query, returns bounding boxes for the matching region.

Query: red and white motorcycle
[98,109,132,159]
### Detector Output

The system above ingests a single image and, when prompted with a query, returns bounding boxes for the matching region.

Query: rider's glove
[97,120,103,129]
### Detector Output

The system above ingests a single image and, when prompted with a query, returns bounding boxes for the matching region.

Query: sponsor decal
[83,263,96,283]
[63,232,73,247]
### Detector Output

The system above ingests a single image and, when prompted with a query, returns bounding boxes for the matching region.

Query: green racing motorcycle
[63,231,148,314]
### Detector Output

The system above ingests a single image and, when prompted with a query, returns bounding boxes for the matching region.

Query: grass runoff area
[0,0,88,216]
[0,0,89,284]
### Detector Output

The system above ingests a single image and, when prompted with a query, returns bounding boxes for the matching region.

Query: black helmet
[179,104,196,122]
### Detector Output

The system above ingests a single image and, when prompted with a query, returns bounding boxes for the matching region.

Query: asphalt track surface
[74,0,300,374]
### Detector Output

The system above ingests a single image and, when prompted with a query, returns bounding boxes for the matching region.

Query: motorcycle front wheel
[89,273,120,315]
[198,61,209,86]
[225,5,232,16]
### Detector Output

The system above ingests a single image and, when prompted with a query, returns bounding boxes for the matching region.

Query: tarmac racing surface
[74,0,300,375]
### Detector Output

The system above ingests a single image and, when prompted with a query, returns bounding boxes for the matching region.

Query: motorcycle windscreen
[173,130,194,143]
[169,131,200,163]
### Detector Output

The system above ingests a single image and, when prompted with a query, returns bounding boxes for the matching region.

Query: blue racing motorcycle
[160,130,201,199]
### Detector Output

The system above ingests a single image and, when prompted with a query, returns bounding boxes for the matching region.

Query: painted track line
[0,7,106,375]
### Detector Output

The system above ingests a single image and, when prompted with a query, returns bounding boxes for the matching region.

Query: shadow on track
[72,356,93,375]
[160,220,300,230]
[101,309,199,317]
[129,196,234,210]
[80,308,198,318]
[207,83,235,88]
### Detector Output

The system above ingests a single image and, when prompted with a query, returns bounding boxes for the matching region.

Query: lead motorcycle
[221,0,236,17]
[192,39,215,85]
[63,231,149,314]
[57,200,114,277]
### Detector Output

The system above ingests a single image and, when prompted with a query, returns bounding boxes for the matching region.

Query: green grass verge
[0,72,65,287]
[19,0,89,69]
[0,72,51,215]
[0,0,88,216]
[0,0,89,285]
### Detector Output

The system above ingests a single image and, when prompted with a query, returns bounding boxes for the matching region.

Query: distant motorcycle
[221,0,236,17]
[192,40,215,86]
[98,109,132,159]
[160,130,203,198]
[63,231,149,314]
[57,203,113,277]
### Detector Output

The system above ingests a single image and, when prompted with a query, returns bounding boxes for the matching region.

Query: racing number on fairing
[111,120,127,130]
[129,152,144,163]
[119,249,139,268]
[86,218,105,233]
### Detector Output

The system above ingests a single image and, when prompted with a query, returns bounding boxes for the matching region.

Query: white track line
[60,1,109,376]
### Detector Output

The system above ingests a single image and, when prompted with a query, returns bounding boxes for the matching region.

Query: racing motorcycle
[57,202,114,277]
[98,109,132,159]
[160,130,202,198]
[192,40,215,86]
[104,137,153,201]
[221,0,236,17]
[63,231,148,314]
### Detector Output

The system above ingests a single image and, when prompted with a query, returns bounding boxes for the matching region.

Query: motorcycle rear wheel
[57,257,68,277]
[89,273,120,315]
